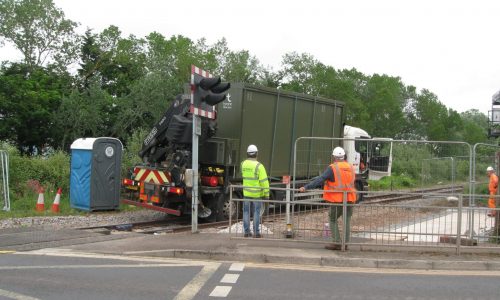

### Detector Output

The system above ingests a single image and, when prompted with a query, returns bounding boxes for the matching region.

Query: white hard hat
[332,147,345,158]
[247,144,258,154]
[487,166,495,172]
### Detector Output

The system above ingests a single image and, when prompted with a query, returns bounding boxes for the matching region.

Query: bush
[7,148,70,199]
[0,141,79,218]
[368,175,417,191]
[1,138,143,218]
[121,128,147,177]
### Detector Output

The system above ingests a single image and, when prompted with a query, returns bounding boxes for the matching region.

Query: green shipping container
[199,83,345,180]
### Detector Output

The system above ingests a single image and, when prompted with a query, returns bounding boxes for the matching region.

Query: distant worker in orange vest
[487,166,498,217]
[299,147,357,250]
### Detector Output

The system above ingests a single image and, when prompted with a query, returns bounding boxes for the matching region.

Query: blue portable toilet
[70,137,123,211]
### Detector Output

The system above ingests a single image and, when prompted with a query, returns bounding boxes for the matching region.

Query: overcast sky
[2,0,499,115]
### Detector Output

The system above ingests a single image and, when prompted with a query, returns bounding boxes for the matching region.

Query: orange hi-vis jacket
[323,161,357,203]
[489,173,498,194]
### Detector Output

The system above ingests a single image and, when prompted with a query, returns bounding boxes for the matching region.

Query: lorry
[122,82,389,220]
[343,125,393,200]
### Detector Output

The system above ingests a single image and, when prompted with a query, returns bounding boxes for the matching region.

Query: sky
[1,0,499,115]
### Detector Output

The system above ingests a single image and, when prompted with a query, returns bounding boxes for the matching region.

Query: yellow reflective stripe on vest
[326,163,354,190]
[242,160,263,197]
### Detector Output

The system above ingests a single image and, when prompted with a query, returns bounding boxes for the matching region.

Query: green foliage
[368,175,416,191]
[391,144,433,179]
[0,0,79,71]
[54,83,115,150]
[458,109,489,144]
[121,128,148,177]
[363,74,407,137]
[0,140,74,218]
[0,63,72,153]
[0,139,141,219]
[78,26,146,97]
[7,144,70,198]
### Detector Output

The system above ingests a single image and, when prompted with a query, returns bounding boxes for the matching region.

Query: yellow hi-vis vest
[241,159,270,198]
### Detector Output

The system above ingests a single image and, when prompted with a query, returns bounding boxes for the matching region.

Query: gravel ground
[0,198,454,233]
[0,210,170,230]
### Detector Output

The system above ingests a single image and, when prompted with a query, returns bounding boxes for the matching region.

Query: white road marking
[0,288,40,300]
[174,263,220,300]
[229,263,245,272]
[209,286,232,297]
[0,264,197,270]
[19,248,222,300]
[220,273,239,284]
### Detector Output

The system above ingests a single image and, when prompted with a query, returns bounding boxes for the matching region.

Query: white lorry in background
[343,125,393,196]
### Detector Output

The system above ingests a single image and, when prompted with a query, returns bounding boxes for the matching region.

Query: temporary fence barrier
[225,138,500,255]
[469,143,500,240]
[1,150,9,212]
[228,185,500,255]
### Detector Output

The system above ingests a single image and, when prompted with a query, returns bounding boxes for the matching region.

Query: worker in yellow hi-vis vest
[241,144,269,238]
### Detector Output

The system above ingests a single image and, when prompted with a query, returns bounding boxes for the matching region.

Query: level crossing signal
[190,65,231,119]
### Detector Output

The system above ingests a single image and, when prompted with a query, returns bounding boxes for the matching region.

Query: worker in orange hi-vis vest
[487,166,499,217]
[299,147,357,251]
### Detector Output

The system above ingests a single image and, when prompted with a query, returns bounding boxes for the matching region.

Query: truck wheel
[204,195,222,222]
[206,193,237,221]
[220,193,239,221]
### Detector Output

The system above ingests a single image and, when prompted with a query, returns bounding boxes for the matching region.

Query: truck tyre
[212,192,239,221]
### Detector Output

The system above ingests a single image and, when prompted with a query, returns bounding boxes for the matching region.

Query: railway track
[79,217,230,235]
[362,185,464,204]
[80,185,464,235]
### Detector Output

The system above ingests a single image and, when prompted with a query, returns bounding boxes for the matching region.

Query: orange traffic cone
[51,188,62,213]
[36,187,45,212]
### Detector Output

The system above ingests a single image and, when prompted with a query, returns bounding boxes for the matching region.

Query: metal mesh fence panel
[225,138,500,253]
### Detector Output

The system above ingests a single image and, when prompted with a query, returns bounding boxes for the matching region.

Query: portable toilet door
[70,137,123,211]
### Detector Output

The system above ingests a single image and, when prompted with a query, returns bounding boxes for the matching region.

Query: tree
[279,52,325,94]
[0,0,78,71]
[145,33,200,87]
[77,26,146,97]
[362,74,407,137]
[200,38,263,83]
[329,68,369,127]
[54,83,114,150]
[459,109,489,144]
[0,63,71,153]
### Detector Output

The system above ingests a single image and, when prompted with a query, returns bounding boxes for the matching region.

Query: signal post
[190,65,230,232]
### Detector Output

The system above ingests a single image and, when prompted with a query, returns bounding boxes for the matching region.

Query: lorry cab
[343,125,393,183]
[343,125,371,176]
